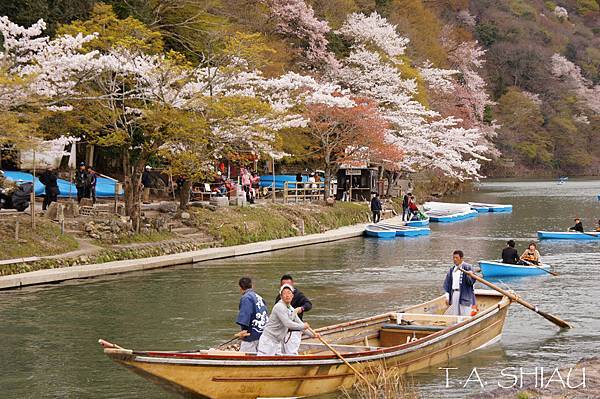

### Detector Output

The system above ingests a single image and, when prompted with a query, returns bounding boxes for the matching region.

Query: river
[1,179,599,398]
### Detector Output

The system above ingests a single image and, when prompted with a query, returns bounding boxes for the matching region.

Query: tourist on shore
[443,250,476,316]
[501,240,521,264]
[142,165,153,204]
[241,168,252,203]
[341,178,350,202]
[87,166,97,204]
[408,195,419,220]
[74,162,89,203]
[370,192,382,223]
[402,192,411,221]
[39,168,59,211]
[520,242,541,265]
[236,277,269,353]
[569,218,584,233]
[273,275,313,355]
[257,284,314,356]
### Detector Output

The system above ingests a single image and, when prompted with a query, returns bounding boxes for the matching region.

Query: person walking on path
[87,167,98,204]
[370,192,382,223]
[443,250,476,316]
[402,192,411,221]
[39,168,59,210]
[274,275,312,355]
[74,162,89,203]
[235,277,269,353]
[142,165,153,204]
[257,284,314,356]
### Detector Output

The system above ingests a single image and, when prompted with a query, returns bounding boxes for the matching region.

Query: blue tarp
[259,174,308,189]
[3,170,123,198]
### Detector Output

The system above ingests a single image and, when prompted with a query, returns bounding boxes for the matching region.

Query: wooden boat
[364,224,396,238]
[100,290,510,399]
[468,202,513,213]
[537,231,600,240]
[377,223,430,237]
[479,260,551,278]
[426,209,478,223]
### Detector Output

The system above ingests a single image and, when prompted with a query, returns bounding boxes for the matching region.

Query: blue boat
[3,170,124,197]
[468,202,513,213]
[537,231,600,240]
[378,223,430,237]
[479,260,551,278]
[364,225,396,238]
[427,209,478,223]
[405,218,429,227]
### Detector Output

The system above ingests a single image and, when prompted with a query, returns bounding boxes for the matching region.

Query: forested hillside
[1,0,599,178]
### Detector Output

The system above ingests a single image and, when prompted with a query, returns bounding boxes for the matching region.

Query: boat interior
[203,290,504,357]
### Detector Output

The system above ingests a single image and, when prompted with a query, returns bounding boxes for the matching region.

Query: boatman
[569,218,584,233]
[236,277,269,353]
[274,275,313,355]
[258,284,314,356]
[443,250,476,316]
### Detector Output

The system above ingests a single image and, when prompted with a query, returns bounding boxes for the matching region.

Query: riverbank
[0,201,384,289]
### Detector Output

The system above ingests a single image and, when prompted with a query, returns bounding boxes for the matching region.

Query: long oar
[521,260,559,277]
[458,266,572,329]
[307,327,376,393]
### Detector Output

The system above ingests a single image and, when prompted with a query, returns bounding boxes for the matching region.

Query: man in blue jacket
[443,250,476,316]
[236,277,268,353]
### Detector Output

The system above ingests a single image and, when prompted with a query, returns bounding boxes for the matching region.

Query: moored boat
[537,231,600,240]
[426,209,478,223]
[479,260,551,278]
[377,223,431,237]
[100,290,510,399]
[405,218,429,227]
[365,224,396,238]
[468,202,513,213]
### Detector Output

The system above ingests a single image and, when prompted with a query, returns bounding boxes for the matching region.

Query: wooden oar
[307,327,376,393]
[457,266,572,329]
[521,260,559,276]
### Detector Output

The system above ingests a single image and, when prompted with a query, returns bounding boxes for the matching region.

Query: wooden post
[283,181,288,204]
[14,219,19,240]
[60,219,65,235]
[31,150,36,229]
[114,182,122,213]
[271,157,275,203]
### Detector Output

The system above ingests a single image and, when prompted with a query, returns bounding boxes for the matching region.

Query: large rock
[210,196,229,208]
[158,201,178,213]
[63,202,79,218]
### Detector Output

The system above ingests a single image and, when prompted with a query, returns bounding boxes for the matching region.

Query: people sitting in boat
[235,277,269,353]
[520,242,541,265]
[274,275,313,355]
[443,250,476,316]
[257,284,314,356]
[501,240,521,264]
[569,218,584,233]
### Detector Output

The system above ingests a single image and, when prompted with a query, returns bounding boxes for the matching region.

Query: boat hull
[395,227,430,237]
[102,292,510,399]
[468,203,513,213]
[405,219,429,227]
[479,260,550,278]
[428,210,478,223]
[365,226,396,238]
[537,231,600,240]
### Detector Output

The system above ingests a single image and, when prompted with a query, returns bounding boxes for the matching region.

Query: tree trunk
[179,179,191,210]
[123,152,144,233]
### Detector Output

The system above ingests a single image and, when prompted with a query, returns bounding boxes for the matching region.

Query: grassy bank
[1,202,371,276]
[0,216,79,260]
[192,202,370,247]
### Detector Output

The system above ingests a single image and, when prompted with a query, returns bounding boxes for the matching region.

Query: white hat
[145,165,151,170]
[279,283,294,294]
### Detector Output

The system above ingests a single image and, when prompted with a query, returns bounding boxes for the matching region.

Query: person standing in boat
[257,284,313,356]
[443,250,476,316]
[520,242,541,265]
[235,277,269,353]
[569,218,584,233]
[370,192,382,223]
[274,275,312,355]
[501,240,521,264]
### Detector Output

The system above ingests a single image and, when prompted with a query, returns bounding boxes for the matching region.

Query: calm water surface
[1,179,599,398]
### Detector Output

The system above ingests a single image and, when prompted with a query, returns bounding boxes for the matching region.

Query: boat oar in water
[307,327,376,393]
[521,260,559,277]
[457,266,572,329]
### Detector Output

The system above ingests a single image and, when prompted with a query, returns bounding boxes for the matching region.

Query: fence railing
[283,181,325,203]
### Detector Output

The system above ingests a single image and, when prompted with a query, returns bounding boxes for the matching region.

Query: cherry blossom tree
[551,53,600,114]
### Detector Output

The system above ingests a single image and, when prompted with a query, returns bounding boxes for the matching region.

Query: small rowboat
[405,218,429,227]
[468,202,513,213]
[426,209,478,223]
[365,224,396,238]
[537,231,600,240]
[377,223,431,237]
[100,290,510,399]
[479,260,551,278]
